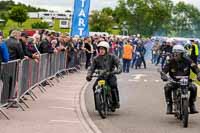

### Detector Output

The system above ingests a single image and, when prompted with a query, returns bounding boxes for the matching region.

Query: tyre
[95,93,106,119]
[182,99,189,128]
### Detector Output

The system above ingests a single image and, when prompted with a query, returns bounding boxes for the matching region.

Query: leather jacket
[87,54,122,77]
[162,55,200,81]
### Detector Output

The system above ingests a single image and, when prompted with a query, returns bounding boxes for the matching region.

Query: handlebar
[91,70,116,78]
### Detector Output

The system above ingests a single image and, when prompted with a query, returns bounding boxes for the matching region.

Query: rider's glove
[160,72,168,81]
[197,73,200,81]
[86,75,92,82]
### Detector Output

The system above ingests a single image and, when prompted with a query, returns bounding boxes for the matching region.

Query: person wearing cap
[19,32,40,61]
[190,39,199,64]
[161,44,200,114]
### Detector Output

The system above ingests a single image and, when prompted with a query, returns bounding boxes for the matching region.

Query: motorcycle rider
[161,44,200,114]
[86,41,122,109]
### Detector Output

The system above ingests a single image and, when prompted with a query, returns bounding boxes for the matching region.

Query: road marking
[131,74,146,80]
[144,80,148,82]
[48,106,75,111]
[155,80,160,82]
[49,120,80,124]
[55,97,74,101]
[128,79,139,82]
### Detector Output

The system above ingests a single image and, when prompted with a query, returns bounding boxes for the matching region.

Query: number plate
[98,80,105,86]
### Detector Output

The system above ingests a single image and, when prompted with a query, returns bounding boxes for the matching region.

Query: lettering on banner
[78,0,86,36]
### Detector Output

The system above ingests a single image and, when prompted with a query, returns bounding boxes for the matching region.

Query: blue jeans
[123,59,131,73]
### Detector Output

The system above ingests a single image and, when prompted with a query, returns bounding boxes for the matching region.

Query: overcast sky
[9,0,200,12]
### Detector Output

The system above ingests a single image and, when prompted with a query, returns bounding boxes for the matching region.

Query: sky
[9,0,200,12]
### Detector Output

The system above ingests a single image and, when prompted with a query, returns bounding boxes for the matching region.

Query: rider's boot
[164,86,173,114]
[189,101,199,114]
[190,104,199,114]
[112,89,120,109]
[166,103,173,114]
[189,87,198,114]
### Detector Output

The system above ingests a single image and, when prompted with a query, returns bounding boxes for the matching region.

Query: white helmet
[172,44,185,53]
[98,41,110,51]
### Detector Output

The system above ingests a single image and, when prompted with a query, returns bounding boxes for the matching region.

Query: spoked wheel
[182,99,189,128]
[95,93,106,119]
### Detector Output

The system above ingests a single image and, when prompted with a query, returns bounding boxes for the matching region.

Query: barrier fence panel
[31,60,39,86]
[46,54,51,78]
[0,60,20,105]
[56,52,61,73]
[39,54,48,82]
[18,59,30,99]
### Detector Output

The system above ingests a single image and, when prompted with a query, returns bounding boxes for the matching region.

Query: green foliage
[9,6,29,26]
[31,21,49,29]
[89,10,114,32]
[0,0,47,12]
[88,0,200,37]
[172,2,200,37]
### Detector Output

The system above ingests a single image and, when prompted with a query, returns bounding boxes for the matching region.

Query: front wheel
[95,93,106,119]
[182,99,189,128]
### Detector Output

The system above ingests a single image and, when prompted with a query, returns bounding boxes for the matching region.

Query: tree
[9,6,29,27]
[89,10,113,32]
[172,2,200,37]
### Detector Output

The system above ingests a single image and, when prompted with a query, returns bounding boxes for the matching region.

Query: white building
[28,11,72,20]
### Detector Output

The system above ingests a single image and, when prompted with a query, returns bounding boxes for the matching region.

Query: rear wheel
[182,99,189,128]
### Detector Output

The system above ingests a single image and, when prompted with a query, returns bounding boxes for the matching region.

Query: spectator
[6,30,24,60]
[122,40,133,73]
[27,37,40,63]
[39,33,56,54]
[84,37,93,69]
[190,39,199,64]
[0,33,9,62]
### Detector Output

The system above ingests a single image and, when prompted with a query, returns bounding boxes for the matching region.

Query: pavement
[0,71,95,133]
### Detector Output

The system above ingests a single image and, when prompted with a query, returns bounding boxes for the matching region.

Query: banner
[71,0,90,37]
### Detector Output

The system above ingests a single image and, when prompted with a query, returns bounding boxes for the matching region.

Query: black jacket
[39,39,54,54]
[87,54,122,77]
[20,40,33,59]
[6,37,24,60]
[162,55,200,80]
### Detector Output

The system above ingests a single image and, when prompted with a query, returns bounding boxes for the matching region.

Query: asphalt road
[85,63,200,133]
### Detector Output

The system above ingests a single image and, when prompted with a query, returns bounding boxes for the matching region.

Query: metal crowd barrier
[0,50,83,119]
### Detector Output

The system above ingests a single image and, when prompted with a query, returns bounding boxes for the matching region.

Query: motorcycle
[160,70,191,128]
[92,70,116,119]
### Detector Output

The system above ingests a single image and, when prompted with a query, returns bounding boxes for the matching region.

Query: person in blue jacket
[0,33,9,62]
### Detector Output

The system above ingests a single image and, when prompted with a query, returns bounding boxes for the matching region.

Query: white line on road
[131,74,146,80]
[128,79,139,82]
[48,106,75,111]
[55,97,74,101]
[49,120,80,124]
[144,80,148,82]
[155,80,160,82]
